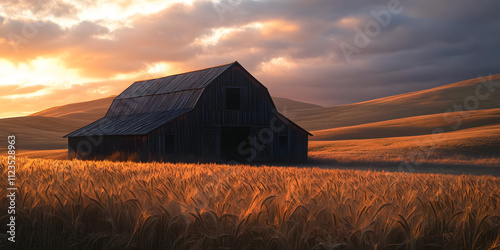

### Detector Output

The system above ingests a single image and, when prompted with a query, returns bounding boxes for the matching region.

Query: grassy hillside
[0,116,83,149]
[0,97,116,150]
[311,108,500,141]
[291,75,500,131]
[272,97,322,112]
[310,124,500,167]
[30,96,115,119]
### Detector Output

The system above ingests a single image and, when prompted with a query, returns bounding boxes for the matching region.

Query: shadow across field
[6,148,500,177]
[306,158,500,177]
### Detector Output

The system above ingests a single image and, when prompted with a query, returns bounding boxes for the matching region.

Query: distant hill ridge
[30,96,115,120]
[312,108,500,141]
[289,74,500,131]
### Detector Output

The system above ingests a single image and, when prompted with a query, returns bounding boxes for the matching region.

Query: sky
[0,0,499,118]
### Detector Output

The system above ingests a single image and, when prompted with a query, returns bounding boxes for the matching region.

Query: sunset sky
[1,0,499,118]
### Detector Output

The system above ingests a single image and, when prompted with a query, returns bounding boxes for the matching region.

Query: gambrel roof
[65,61,311,137]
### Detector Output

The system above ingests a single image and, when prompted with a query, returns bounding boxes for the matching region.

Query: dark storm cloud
[1,0,499,106]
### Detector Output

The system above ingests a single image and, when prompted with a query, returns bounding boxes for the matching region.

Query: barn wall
[269,115,309,162]
[68,135,148,161]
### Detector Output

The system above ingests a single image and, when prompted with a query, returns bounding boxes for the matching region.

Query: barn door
[251,127,273,161]
[201,127,219,158]
[221,126,251,161]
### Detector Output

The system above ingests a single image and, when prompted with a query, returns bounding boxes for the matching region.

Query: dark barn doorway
[221,126,251,161]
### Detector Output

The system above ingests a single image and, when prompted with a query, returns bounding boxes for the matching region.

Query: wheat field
[1,156,499,249]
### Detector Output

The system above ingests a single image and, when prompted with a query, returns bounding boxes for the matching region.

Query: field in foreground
[1,157,499,249]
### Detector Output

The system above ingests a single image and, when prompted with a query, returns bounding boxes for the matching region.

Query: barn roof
[65,61,312,137]
[106,62,233,117]
[65,109,191,136]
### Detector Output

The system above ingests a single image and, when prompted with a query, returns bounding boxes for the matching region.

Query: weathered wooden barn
[65,61,311,162]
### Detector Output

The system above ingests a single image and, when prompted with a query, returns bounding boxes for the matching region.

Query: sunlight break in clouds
[258,20,299,37]
[146,62,172,76]
[0,57,98,88]
[336,17,362,28]
[193,27,239,47]
[259,57,298,76]
[193,20,299,47]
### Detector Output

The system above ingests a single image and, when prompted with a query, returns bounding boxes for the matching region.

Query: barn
[64,61,311,163]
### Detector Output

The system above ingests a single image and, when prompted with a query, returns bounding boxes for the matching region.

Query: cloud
[0,0,77,18]
[0,0,499,112]
[0,18,65,60]
[0,84,46,96]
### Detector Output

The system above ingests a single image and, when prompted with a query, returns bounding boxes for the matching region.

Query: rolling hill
[30,96,115,121]
[311,108,500,141]
[272,97,322,112]
[0,116,84,150]
[291,74,500,131]
[310,124,500,167]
